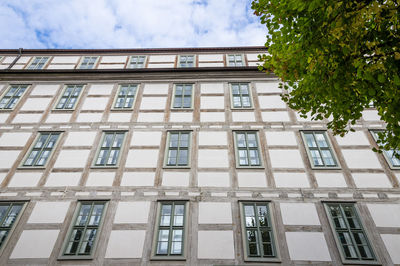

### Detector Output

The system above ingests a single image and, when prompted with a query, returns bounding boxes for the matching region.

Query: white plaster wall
[0,173,5,185]
[54,150,90,168]
[169,112,193,122]
[198,231,235,259]
[125,149,159,168]
[0,132,31,146]
[31,84,59,96]
[286,232,331,261]
[162,171,190,187]
[81,97,109,110]
[20,98,51,111]
[140,97,167,110]
[45,172,81,187]
[265,131,297,146]
[295,112,314,122]
[137,112,164,122]
[199,202,232,224]
[105,230,145,258]
[76,112,103,123]
[86,172,115,186]
[46,113,71,123]
[120,172,155,186]
[199,62,224,67]
[237,172,267,187]
[198,131,227,146]
[12,113,42,123]
[255,82,282,93]
[114,202,150,223]
[198,54,223,61]
[11,64,24,70]
[232,111,256,122]
[197,172,230,187]
[16,56,31,64]
[47,64,75,70]
[248,62,262,66]
[342,149,382,168]
[0,113,8,123]
[0,150,20,168]
[98,64,125,69]
[8,172,42,187]
[362,110,380,121]
[200,112,225,122]
[143,83,169,95]
[274,172,310,188]
[335,131,370,146]
[200,83,224,94]
[147,63,174,68]
[108,112,132,122]
[262,111,290,122]
[10,230,59,258]
[280,203,320,225]
[51,56,79,64]
[200,96,225,109]
[64,131,96,146]
[381,234,400,264]
[198,149,229,168]
[28,202,70,223]
[314,172,347,187]
[367,204,400,227]
[246,53,260,61]
[131,131,162,146]
[100,56,127,63]
[88,84,114,95]
[2,56,17,64]
[148,55,175,62]
[258,95,286,109]
[352,173,392,188]
[269,149,304,168]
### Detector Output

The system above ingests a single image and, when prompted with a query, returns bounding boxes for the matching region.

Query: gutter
[7,48,23,69]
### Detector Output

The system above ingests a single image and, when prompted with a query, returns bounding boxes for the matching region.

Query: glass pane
[0,206,9,221]
[173,96,182,108]
[171,241,182,254]
[244,205,254,217]
[315,133,328,147]
[45,134,59,148]
[183,96,191,108]
[96,149,108,165]
[184,86,192,95]
[172,230,182,241]
[169,134,179,147]
[175,86,183,96]
[102,134,114,147]
[236,133,246,147]
[24,150,39,166]
[35,134,49,148]
[249,150,260,165]
[65,229,82,254]
[321,149,335,166]
[178,150,188,165]
[246,216,256,227]
[115,97,124,108]
[125,97,134,108]
[107,150,119,165]
[2,205,22,227]
[167,150,177,165]
[36,150,50,166]
[232,84,239,94]
[5,87,17,96]
[304,133,317,147]
[174,204,184,215]
[161,204,172,215]
[228,55,235,62]
[242,96,251,107]
[0,230,9,247]
[174,215,184,226]
[66,98,76,109]
[261,230,271,242]
[79,229,97,254]
[88,204,104,226]
[240,84,249,94]
[239,150,249,165]
[158,229,169,241]
[76,204,91,226]
[179,133,189,147]
[157,241,168,254]
[112,133,124,147]
[263,243,273,256]
[310,150,324,166]
[233,96,241,107]
[247,133,257,147]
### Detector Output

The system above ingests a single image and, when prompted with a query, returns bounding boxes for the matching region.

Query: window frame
[77,56,99,70]
[227,54,245,67]
[53,84,85,111]
[0,84,30,111]
[239,201,280,262]
[127,55,147,69]
[370,130,400,169]
[111,84,139,110]
[163,131,192,169]
[92,131,127,168]
[229,83,254,109]
[26,56,50,70]
[233,131,264,168]
[323,202,379,265]
[0,201,27,255]
[19,131,62,169]
[171,84,194,109]
[300,130,341,169]
[58,200,108,260]
[151,200,188,261]
[178,55,195,68]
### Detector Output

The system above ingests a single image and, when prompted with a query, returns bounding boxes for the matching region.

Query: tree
[252,0,400,157]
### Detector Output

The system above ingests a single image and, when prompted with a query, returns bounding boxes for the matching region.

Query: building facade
[0,47,399,265]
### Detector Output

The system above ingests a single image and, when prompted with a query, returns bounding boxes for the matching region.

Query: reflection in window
[302,131,338,167]
[56,85,83,109]
[165,131,190,167]
[0,202,24,249]
[0,84,29,110]
[95,132,126,166]
[231,83,252,108]
[23,132,60,167]
[114,84,138,109]
[234,131,262,167]
[173,84,193,108]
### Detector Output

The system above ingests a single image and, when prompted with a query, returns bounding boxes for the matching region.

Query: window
[61,201,107,259]
[153,201,187,259]
[0,84,29,110]
[240,202,278,261]
[0,202,25,250]
[27,56,49,69]
[234,131,262,167]
[164,131,191,167]
[22,132,61,167]
[78,56,98,69]
[230,83,253,108]
[227,54,244,66]
[371,131,400,169]
[178,55,194,67]
[113,84,138,109]
[93,131,126,167]
[128,55,146,68]
[55,85,84,110]
[324,203,376,263]
[172,84,193,109]
[301,131,339,168]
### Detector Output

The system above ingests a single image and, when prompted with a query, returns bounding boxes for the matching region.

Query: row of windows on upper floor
[0,83,266,111]
[0,54,257,70]
[0,200,380,263]
[18,130,400,171]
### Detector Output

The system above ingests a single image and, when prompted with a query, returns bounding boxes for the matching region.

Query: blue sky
[0,0,267,49]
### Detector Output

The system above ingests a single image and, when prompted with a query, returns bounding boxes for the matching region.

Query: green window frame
[0,202,26,251]
[78,56,99,69]
[0,84,29,110]
[371,130,400,169]
[172,84,193,109]
[27,56,50,69]
[227,54,244,66]
[55,85,84,110]
[234,131,263,168]
[240,202,279,261]
[128,55,146,68]
[178,55,194,67]
[164,131,191,168]
[153,201,187,259]
[301,131,339,168]
[93,131,126,167]
[113,84,138,109]
[230,83,253,108]
[60,201,108,259]
[324,203,376,263]
[22,132,61,167]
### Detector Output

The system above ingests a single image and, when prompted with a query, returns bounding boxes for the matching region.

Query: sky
[0,0,268,49]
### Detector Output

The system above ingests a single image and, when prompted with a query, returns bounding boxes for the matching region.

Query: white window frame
[78,56,99,69]
[26,56,50,70]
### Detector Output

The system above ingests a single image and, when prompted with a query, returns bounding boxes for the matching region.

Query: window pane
[236,133,246,147]
[239,150,249,165]
[310,150,323,166]
[305,133,317,147]
[321,149,335,166]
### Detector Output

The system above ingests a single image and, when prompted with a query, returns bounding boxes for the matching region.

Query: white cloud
[0,0,267,48]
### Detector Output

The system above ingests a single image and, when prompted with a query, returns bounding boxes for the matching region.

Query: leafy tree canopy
[252,0,400,156]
